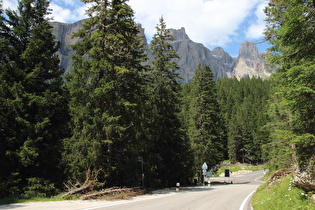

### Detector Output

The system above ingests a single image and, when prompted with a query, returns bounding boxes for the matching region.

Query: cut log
[62,183,92,198]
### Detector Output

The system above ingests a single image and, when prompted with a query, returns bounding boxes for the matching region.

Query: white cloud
[2,0,87,23]
[129,0,264,47]
[49,3,87,23]
[246,0,268,39]
[2,0,268,51]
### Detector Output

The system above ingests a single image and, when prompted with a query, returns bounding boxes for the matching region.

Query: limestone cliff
[232,41,270,80]
[51,20,83,70]
[50,20,270,83]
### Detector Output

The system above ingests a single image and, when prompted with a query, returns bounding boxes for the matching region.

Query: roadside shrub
[23,177,58,198]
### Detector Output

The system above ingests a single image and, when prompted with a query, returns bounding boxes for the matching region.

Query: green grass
[214,162,266,177]
[0,193,67,205]
[252,174,314,209]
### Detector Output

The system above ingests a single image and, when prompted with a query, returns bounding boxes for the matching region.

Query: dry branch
[62,183,93,198]
[80,187,136,200]
[268,168,293,186]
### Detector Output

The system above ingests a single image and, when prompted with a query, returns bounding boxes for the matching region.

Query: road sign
[225,169,230,177]
[202,169,207,176]
[202,162,208,170]
[207,171,213,177]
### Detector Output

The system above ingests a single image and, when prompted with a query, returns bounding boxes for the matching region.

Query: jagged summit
[238,41,260,60]
[232,41,270,80]
[169,27,190,41]
[51,20,270,83]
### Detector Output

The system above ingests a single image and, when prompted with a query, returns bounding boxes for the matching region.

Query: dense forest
[0,0,315,198]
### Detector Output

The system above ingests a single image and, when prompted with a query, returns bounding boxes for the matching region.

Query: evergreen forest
[0,0,315,198]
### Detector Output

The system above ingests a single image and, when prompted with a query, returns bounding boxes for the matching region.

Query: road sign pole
[202,162,208,186]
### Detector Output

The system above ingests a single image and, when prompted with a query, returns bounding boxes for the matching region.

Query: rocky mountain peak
[211,47,225,56]
[233,41,270,80]
[238,41,260,60]
[169,27,190,41]
[50,20,271,83]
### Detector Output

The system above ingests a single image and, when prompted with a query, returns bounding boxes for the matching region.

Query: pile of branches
[80,187,140,200]
[62,169,141,200]
[268,169,293,186]
[62,168,100,199]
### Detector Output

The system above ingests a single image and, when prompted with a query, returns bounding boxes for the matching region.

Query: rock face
[50,20,270,83]
[232,41,270,80]
[51,20,84,71]
[168,28,235,82]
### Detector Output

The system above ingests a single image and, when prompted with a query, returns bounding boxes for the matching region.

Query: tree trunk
[80,187,136,200]
[62,183,93,198]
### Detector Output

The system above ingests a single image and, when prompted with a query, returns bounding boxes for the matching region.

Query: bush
[23,177,58,198]
[0,172,22,198]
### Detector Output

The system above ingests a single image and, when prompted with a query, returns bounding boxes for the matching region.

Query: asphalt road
[81,170,265,210]
[0,170,265,210]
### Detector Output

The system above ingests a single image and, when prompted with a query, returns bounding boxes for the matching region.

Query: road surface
[0,170,265,210]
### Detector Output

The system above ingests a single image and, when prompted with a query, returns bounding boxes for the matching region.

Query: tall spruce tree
[264,0,315,191]
[189,64,227,177]
[64,0,147,186]
[145,17,194,187]
[0,0,68,197]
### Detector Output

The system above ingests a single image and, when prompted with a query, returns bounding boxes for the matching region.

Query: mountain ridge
[51,20,270,83]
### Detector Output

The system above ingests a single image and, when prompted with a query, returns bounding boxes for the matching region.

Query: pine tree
[64,0,147,186]
[264,0,315,171]
[189,64,227,177]
[217,77,271,164]
[144,17,194,187]
[0,0,68,197]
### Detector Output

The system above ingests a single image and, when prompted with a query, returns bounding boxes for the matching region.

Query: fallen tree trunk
[62,183,93,198]
[80,187,135,200]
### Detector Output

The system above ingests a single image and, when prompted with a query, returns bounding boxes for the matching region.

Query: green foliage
[252,174,314,209]
[189,64,227,176]
[217,77,271,164]
[0,0,68,197]
[23,178,58,198]
[144,17,194,188]
[264,0,315,169]
[265,0,315,63]
[0,173,22,198]
[63,0,147,186]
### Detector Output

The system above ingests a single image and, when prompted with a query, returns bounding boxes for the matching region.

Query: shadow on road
[0,204,25,210]
[150,186,214,195]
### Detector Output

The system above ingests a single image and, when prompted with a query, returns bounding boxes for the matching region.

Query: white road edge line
[239,190,255,210]
[81,192,177,210]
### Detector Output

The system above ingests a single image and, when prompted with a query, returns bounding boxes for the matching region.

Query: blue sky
[3,0,270,57]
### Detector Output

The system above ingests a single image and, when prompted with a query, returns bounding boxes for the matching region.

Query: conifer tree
[64,0,147,186]
[0,0,68,196]
[264,0,315,173]
[189,64,227,177]
[145,17,194,187]
[216,77,271,164]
